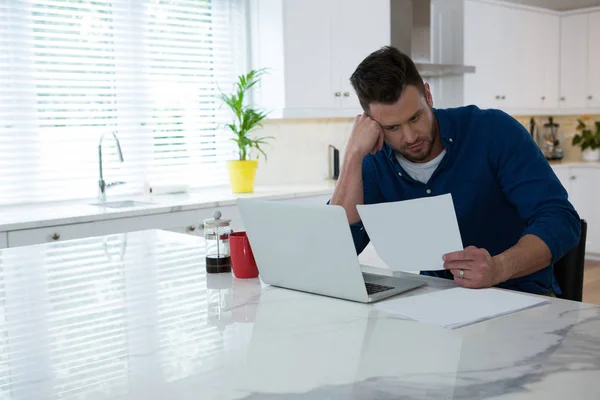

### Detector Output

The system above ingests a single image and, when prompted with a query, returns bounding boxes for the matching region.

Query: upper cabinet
[249,0,600,118]
[463,0,560,113]
[587,11,600,108]
[463,0,506,110]
[249,0,390,118]
[559,13,591,110]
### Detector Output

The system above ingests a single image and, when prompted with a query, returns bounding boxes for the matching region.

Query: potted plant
[572,118,600,162]
[220,69,273,193]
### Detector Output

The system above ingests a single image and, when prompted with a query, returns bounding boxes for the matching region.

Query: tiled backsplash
[254,118,354,185]
[513,114,600,162]
[252,112,600,185]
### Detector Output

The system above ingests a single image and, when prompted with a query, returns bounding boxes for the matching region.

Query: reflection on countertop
[0,230,599,399]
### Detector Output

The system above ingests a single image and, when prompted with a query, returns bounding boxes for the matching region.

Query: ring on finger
[459,269,465,279]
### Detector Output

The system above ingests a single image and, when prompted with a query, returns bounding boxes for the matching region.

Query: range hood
[391,0,475,77]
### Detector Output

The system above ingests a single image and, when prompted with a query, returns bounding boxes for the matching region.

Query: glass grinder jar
[203,211,232,274]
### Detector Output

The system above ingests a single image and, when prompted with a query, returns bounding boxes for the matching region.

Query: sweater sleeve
[489,111,581,263]
[330,155,383,256]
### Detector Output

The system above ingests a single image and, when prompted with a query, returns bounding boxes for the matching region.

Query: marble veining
[0,230,599,400]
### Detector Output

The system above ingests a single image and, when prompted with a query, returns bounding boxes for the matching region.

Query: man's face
[368,84,437,163]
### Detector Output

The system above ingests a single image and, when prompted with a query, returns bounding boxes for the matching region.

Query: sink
[90,200,154,209]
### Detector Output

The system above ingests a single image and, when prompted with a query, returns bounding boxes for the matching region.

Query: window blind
[0,0,245,206]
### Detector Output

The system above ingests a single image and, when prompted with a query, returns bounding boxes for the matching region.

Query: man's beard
[397,121,438,163]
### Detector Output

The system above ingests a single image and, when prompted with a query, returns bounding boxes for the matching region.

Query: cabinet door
[0,232,6,249]
[7,209,213,248]
[332,0,390,111]
[517,11,559,110]
[539,13,561,110]
[560,14,588,109]
[588,11,600,108]
[569,168,600,254]
[464,0,505,109]
[502,6,529,109]
[552,165,571,198]
[282,0,338,110]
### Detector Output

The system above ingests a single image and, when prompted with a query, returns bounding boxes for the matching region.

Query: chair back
[554,219,587,302]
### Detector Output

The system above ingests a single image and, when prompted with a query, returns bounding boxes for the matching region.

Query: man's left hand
[442,246,507,289]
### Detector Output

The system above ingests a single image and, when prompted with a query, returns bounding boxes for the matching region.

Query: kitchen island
[1,230,599,399]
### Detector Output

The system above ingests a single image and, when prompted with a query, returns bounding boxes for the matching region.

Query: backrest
[554,219,587,302]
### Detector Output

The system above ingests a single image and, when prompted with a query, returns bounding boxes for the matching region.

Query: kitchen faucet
[98,131,126,201]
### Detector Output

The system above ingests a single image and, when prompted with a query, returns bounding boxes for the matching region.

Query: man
[330,46,580,296]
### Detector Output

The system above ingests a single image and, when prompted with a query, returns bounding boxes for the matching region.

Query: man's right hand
[346,113,385,160]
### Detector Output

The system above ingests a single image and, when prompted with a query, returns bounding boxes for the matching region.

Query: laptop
[236,198,425,303]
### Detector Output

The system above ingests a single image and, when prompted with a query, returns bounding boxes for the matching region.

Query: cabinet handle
[495,95,501,100]
[51,233,60,241]
[570,176,576,180]
[541,96,546,101]
[186,225,196,232]
[501,95,506,100]
[334,92,341,97]
[588,95,593,100]
[343,92,350,97]
[560,96,566,101]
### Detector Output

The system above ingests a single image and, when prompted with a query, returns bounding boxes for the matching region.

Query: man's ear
[424,82,434,107]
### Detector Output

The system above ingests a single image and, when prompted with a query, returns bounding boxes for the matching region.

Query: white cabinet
[568,168,600,254]
[332,0,390,111]
[552,165,600,256]
[7,209,216,248]
[463,0,559,113]
[463,0,505,109]
[559,11,600,110]
[520,11,560,110]
[0,232,6,249]
[552,165,571,198]
[250,0,390,118]
[588,11,600,108]
[559,13,589,109]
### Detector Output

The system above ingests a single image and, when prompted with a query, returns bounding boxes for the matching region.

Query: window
[0,0,245,206]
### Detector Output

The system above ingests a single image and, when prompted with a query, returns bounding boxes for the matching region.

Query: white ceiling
[503,0,600,11]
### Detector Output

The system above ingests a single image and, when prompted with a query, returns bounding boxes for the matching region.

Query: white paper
[375,287,549,329]
[356,193,463,271]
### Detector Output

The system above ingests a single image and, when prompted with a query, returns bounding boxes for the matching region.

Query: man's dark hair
[350,46,425,112]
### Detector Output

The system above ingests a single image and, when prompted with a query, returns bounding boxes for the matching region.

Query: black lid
[544,116,559,128]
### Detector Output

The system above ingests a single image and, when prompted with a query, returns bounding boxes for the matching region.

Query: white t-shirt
[395,149,446,184]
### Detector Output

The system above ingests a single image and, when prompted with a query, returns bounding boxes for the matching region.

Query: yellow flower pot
[226,160,258,193]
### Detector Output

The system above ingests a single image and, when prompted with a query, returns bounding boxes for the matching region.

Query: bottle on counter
[203,211,232,274]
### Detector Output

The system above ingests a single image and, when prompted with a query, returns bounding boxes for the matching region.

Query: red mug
[230,231,259,279]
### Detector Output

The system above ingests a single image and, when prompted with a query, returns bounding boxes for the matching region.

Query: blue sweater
[351,105,580,294]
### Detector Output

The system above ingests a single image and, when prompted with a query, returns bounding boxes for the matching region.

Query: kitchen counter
[2,230,599,400]
[547,160,600,167]
[0,181,336,231]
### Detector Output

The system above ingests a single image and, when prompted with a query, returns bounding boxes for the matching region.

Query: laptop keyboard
[365,282,394,295]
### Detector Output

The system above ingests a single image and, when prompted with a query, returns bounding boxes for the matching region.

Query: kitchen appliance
[542,117,564,161]
[203,211,232,274]
[328,145,340,180]
[391,0,476,77]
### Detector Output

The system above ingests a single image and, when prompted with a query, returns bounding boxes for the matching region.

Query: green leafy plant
[572,119,600,151]
[220,68,273,161]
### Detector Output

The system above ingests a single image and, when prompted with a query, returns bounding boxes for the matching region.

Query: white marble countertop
[1,230,599,399]
[0,181,336,231]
